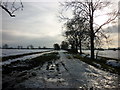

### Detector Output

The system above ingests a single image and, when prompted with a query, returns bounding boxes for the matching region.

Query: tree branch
[0,4,15,17]
[0,0,23,17]
[94,12,118,34]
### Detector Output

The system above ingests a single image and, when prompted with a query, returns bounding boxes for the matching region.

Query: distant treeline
[0,48,54,50]
[1,44,53,49]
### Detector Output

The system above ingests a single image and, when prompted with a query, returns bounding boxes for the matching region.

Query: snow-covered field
[1,49,119,59]
[82,50,119,59]
[0,49,52,57]
[0,51,53,66]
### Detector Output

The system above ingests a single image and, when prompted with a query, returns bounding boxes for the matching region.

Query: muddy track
[2,50,119,89]
[2,51,60,89]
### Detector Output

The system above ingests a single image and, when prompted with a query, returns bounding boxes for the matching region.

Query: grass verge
[72,54,120,75]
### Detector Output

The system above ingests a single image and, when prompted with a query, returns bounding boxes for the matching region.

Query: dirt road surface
[3,50,119,89]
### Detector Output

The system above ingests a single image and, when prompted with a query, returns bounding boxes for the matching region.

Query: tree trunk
[79,39,82,54]
[75,34,78,53]
[71,43,75,53]
[90,32,94,59]
[75,43,78,53]
[89,1,95,59]
[90,16,95,59]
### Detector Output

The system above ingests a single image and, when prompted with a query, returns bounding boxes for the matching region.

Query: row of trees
[59,0,118,59]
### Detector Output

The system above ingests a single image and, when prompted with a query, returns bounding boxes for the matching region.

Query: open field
[82,50,120,59]
[1,49,52,57]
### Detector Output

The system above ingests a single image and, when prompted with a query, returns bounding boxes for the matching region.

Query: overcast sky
[1,1,65,48]
[0,0,119,48]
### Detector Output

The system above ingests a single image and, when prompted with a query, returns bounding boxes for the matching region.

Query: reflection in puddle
[46,61,61,73]
[46,78,58,82]
[45,77,65,83]
[46,61,56,71]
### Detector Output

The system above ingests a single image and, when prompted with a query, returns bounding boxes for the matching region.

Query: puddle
[46,61,61,72]
[46,61,55,70]
[46,78,58,82]
[45,77,65,83]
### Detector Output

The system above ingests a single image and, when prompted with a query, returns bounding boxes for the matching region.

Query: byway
[14,50,119,89]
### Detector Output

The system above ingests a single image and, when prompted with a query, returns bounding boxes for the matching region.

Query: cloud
[104,24,118,34]
[1,1,119,48]
[2,2,64,48]
[2,29,64,48]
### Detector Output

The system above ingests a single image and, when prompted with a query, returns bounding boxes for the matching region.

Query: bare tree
[64,19,78,53]
[60,0,118,59]
[64,15,89,53]
[0,0,23,17]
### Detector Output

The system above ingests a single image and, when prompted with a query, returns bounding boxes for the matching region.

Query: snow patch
[106,60,120,67]
[86,55,91,58]
[80,54,86,57]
